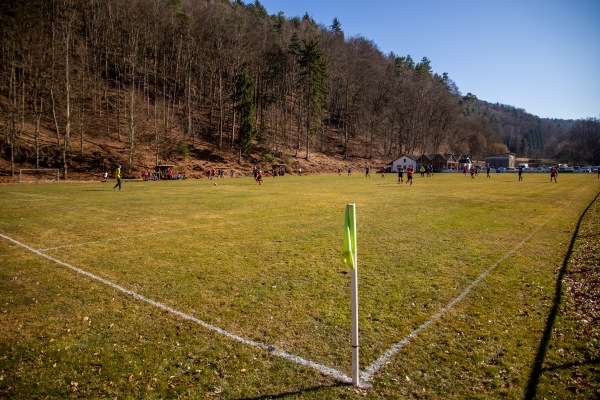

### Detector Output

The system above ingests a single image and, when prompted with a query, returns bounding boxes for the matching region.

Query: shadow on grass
[236,382,349,400]
[543,358,600,372]
[524,191,600,400]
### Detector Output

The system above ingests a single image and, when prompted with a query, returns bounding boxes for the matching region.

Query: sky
[248,0,600,120]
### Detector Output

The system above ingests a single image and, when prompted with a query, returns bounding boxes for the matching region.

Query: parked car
[496,167,506,173]
[534,167,546,173]
[558,166,574,172]
[580,166,592,173]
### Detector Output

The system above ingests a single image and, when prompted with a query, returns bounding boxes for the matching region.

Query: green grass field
[1,172,599,399]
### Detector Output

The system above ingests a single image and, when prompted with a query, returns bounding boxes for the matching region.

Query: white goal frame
[18,168,60,183]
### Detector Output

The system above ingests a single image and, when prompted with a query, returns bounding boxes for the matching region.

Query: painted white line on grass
[7,192,64,200]
[362,194,580,382]
[0,233,353,385]
[39,227,200,251]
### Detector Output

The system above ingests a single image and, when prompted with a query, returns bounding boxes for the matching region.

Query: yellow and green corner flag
[343,204,357,270]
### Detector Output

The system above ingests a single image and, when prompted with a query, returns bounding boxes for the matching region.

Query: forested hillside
[1,0,598,179]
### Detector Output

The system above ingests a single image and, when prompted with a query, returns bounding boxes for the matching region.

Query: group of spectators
[207,168,228,179]
[251,166,286,184]
[273,166,286,176]
[143,169,187,181]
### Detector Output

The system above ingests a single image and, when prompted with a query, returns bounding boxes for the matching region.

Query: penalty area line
[0,233,353,385]
[362,191,582,383]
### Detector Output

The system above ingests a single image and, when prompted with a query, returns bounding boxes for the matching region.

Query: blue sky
[250,0,600,120]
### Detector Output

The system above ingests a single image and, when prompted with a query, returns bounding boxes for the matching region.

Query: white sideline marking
[39,227,199,251]
[0,233,353,385]
[362,194,580,382]
[39,218,230,251]
[7,192,63,200]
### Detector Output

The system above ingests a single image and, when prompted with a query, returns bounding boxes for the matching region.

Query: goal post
[18,169,60,183]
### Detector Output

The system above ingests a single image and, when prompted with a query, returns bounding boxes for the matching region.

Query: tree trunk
[186,73,192,142]
[50,21,61,146]
[231,105,236,151]
[79,102,84,155]
[154,87,159,166]
[21,76,25,130]
[50,89,61,146]
[34,97,42,168]
[218,70,224,149]
[62,21,71,180]
[116,74,121,141]
[128,75,135,170]
[305,96,311,161]
[9,122,15,177]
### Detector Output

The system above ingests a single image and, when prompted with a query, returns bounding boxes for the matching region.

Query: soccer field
[1,173,599,398]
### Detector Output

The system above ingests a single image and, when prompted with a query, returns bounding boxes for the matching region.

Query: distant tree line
[1,0,598,177]
[551,119,600,166]
[476,102,599,165]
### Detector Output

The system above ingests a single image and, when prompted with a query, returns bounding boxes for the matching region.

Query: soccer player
[406,166,414,186]
[113,164,122,190]
[518,166,523,181]
[550,165,558,183]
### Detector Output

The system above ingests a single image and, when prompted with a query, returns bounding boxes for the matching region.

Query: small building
[271,163,286,176]
[391,155,417,173]
[154,164,175,173]
[432,154,458,171]
[154,164,175,179]
[484,153,516,169]
[456,156,472,171]
[415,154,433,170]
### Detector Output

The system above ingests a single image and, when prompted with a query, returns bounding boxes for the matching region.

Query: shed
[416,154,433,169]
[484,153,516,169]
[391,155,417,173]
[154,164,175,173]
[271,163,286,176]
[432,154,457,171]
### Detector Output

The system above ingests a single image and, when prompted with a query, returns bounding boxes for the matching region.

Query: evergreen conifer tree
[234,70,257,159]
[298,39,328,160]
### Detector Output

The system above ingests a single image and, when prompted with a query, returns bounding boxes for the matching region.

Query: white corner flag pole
[351,249,359,386]
[344,203,360,387]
